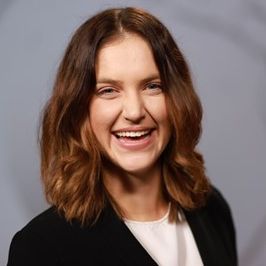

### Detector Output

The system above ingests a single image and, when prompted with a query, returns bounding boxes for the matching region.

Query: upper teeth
[115,130,150,137]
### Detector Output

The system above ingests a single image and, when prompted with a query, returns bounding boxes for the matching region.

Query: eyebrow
[96,74,161,85]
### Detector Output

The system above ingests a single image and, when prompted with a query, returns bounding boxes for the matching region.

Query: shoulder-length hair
[40,7,210,225]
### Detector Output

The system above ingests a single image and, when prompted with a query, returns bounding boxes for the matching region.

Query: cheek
[89,99,120,138]
[146,96,170,125]
[149,98,172,146]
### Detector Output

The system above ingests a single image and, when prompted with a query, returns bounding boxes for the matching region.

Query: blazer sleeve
[7,229,59,266]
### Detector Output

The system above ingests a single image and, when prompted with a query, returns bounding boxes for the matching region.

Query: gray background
[1,0,265,265]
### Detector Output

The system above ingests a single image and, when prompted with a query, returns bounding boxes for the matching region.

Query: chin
[114,158,159,177]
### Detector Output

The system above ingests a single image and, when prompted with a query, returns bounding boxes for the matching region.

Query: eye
[146,83,162,89]
[145,82,163,94]
[96,87,119,99]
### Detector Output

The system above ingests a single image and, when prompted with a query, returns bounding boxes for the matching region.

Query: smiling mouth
[114,130,152,140]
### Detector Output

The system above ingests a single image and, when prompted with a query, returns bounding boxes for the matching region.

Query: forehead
[95,33,160,80]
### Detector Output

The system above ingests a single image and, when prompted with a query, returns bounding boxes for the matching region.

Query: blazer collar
[98,203,221,266]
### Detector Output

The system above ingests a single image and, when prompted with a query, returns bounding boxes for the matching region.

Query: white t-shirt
[124,206,203,266]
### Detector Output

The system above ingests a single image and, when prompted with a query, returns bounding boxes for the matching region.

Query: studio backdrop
[1,1,265,265]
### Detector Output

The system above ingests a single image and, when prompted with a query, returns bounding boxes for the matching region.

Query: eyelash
[145,82,162,90]
[97,87,116,95]
[96,82,163,98]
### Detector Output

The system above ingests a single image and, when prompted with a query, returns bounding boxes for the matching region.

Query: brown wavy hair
[40,7,211,225]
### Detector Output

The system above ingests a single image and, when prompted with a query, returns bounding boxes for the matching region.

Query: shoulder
[7,207,66,265]
[196,186,236,237]
[10,207,74,246]
[184,186,234,220]
[208,186,238,262]
[7,207,100,265]
[7,206,117,266]
[205,186,234,220]
[15,207,70,237]
[184,186,238,265]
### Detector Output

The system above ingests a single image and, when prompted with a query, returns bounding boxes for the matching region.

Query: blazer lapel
[99,204,158,266]
[184,209,217,265]
[98,203,229,266]
[184,208,233,266]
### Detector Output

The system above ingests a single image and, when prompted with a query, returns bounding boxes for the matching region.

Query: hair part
[40,7,210,226]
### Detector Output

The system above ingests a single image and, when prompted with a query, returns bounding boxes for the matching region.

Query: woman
[7,7,237,266]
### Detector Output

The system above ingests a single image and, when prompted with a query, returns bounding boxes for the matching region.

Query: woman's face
[89,33,171,175]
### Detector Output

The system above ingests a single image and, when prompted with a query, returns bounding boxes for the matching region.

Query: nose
[122,91,145,123]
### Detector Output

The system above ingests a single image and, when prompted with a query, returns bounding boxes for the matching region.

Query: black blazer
[7,187,237,266]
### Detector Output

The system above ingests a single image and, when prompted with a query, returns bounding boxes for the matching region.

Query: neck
[103,163,168,221]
